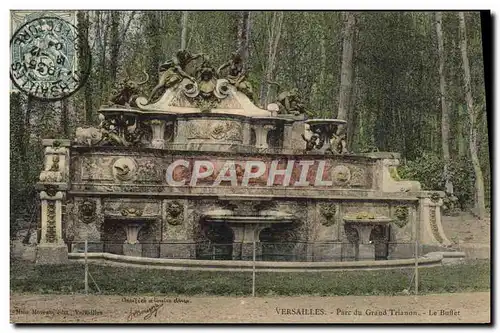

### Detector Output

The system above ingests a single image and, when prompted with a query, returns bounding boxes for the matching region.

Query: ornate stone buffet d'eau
[35,50,452,264]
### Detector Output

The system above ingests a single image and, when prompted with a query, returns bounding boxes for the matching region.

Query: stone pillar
[232,227,244,260]
[351,224,375,261]
[150,119,166,149]
[122,223,144,257]
[160,199,194,259]
[231,224,265,260]
[282,124,293,150]
[419,197,452,246]
[290,121,306,152]
[254,125,274,149]
[36,139,72,264]
[36,190,68,264]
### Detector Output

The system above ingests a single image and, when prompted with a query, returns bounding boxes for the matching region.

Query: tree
[237,11,251,67]
[435,12,454,194]
[260,11,284,107]
[336,12,356,135]
[181,11,188,50]
[109,11,137,84]
[458,12,486,219]
[144,11,163,92]
[77,10,93,123]
[109,11,121,82]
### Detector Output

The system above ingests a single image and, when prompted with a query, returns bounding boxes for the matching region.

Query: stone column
[419,197,452,247]
[282,124,293,150]
[231,224,265,260]
[150,119,166,149]
[36,190,68,264]
[351,224,375,261]
[254,125,274,149]
[160,199,194,259]
[231,227,244,260]
[122,223,144,257]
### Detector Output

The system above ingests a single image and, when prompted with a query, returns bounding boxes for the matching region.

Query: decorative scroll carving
[319,203,337,226]
[429,206,443,243]
[214,79,231,99]
[211,121,243,141]
[121,207,143,217]
[393,206,409,228]
[46,201,56,243]
[148,50,205,103]
[349,166,365,187]
[166,201,184,225]
[186,120,242,142]
[136,159,163,182]
[186,121,210,140]
[79,200,96,224]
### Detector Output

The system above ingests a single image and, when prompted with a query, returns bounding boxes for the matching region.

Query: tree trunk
[60,99,69,137]
[181,11,188,50]
[435,12,454,194]
[459,12,486,219]
[336,12,356,135]
[109,11,120,83]
[77,11,93,124]
[145,11,163,91]
[98,12,110,106]
[237,11,251,67]
[260,12,284,107]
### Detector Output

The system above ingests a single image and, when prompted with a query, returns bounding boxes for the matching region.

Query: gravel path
[10,292,490,323]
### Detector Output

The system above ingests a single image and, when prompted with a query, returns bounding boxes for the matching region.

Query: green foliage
[10,259,490,296]
[398,152,475,210]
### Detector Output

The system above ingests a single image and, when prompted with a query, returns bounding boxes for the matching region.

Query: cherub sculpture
[108,71,149,107]
[147,49,205,103]
[196,58,217,98]
[268,82,313,117]
[301,127,325,151]
[326,132,348,155]
[217,52,255,102]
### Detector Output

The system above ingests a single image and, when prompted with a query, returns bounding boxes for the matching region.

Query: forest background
[9,11,490,236]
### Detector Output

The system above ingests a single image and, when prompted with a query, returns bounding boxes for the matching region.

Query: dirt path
[10,292,490,323]
[441,213,490,245]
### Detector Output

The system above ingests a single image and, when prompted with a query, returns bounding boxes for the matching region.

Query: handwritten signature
[127,303,164,321]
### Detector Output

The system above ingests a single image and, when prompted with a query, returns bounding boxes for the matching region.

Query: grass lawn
[10,260,490,296]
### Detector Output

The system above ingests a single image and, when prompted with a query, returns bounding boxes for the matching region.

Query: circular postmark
[10,16,91,101]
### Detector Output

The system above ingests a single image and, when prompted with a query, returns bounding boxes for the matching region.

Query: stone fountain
[33,50,453,264]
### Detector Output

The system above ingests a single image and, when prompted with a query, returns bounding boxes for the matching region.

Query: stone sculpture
[301,127,324,151]
[268,82,312,117]
[148,49,205,103]
[326,133,348,155]
[217,52,255,102]
[108,71,149,107]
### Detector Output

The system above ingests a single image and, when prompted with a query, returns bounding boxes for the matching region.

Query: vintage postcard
[9,10,491,324]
